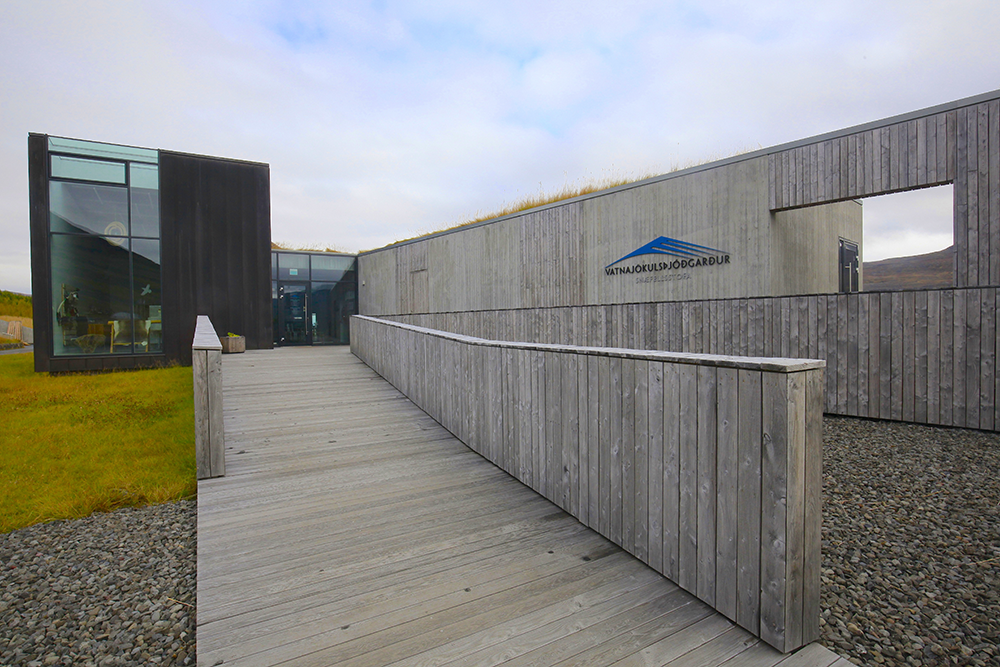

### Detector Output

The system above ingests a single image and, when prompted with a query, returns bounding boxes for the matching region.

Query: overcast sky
[2,0,998,294]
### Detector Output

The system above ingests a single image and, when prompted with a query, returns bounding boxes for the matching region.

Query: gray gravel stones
[2,417,998,666]
[822,417,1000,666]
[0,499,196,666]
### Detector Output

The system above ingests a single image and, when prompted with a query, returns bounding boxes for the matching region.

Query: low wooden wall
[0,319,32,345]
[193,315,225,480]
[381,286,1000,432]
[351,315,825,653]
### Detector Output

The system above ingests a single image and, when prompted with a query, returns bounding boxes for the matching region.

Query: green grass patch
[0,353,196,533]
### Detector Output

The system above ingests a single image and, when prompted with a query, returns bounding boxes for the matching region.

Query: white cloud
[1,0,999,295]
[864,230,954,263]
[861,186,955,262]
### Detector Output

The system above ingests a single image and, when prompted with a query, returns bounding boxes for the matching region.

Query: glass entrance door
[277,282,310,345]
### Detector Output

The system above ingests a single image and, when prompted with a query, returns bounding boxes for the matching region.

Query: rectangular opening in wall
[861,184,954,291]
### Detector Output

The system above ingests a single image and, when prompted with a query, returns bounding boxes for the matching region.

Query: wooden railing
[351,315,824,653]
[193,315,225,479]
[379,285,1000,432]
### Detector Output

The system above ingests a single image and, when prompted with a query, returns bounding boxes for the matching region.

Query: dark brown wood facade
[28,134,272,372]
[159,149,272,367]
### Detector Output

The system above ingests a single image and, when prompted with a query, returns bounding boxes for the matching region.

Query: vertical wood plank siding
[768,100,998,290]
[358,91,1000,433]
[351,315,824,654]
[382,286,1000,431]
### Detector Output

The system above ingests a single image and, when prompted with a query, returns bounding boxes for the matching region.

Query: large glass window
[49,181,129,236]
[272,252,357,345]
[310,254,354,282]
[48,137,161,357]
[311,281,354,344]
[277,253,308,280]
[50,156,126,184]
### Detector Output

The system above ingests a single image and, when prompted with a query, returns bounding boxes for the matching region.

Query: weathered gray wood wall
[769,95,999,289]
[383,286,1000,432]
[359,167,861,313]
[351,315,825,653]
[193,315,225,479]
[357,91,999,431]
[361,90,999,319]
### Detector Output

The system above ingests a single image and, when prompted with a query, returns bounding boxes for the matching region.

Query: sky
[1,0,998,295]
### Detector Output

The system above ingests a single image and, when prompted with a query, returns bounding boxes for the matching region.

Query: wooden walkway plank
[544,600,715,667]
[198,347,842,667]
[386,578,683,666]
[421,584,696,667]
[606,614,735,667]
[201,529,622,665]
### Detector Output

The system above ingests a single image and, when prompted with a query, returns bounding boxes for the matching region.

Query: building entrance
[271,251,357,347]
[276,282,310,345]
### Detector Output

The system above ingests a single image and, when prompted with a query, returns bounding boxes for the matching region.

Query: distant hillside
[863,246,954,291]
[0,289,32,318]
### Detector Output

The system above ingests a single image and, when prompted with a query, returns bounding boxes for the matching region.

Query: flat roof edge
[30,133,270,169]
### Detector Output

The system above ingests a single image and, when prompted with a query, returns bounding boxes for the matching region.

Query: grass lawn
[0,352,196,533]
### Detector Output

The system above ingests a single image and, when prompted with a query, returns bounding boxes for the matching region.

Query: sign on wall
[605,236,731,283]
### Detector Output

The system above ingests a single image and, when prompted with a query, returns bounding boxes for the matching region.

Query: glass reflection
[47,142,162,357]
[50,181,129,237]
[277,253,308,280]
[51,155,126,184]
[311,281,354,344]
[310,254,355,282]
[132,239,162,353]
[129,163,159,238]
[51,235,131,356]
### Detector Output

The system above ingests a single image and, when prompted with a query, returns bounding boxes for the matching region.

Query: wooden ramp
[197,347,847,667]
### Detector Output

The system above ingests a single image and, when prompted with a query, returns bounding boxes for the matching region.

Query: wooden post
[193,315,225,480]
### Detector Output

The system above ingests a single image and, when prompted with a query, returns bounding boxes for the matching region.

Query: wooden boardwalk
[197,347,848,667]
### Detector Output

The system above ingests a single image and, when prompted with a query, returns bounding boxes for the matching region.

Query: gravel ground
[822,417,1000,666]
[0,500,196,666]
[0,418,997,666]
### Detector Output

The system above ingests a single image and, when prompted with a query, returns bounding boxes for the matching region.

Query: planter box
[220,335,245,354]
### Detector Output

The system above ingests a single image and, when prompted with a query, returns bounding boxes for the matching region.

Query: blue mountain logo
[605,236,731,276]
[607,236,727,267]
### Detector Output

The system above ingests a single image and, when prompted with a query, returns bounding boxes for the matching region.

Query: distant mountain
[863,246,954,291]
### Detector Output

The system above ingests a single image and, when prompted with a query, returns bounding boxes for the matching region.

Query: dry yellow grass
[271,241,349,253]
[384,148,760,249]
[458,171,660,227]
